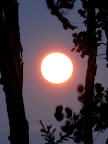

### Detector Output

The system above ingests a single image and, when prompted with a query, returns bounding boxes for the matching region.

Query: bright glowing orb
[41,53,73,84]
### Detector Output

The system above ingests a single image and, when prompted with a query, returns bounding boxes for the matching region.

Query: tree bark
[0,2,29,144]
[83,1,97,144]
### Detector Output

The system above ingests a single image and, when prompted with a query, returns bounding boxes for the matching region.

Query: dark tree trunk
[106,139,108,144]
[83,1,97,144]
[0,1,29,144]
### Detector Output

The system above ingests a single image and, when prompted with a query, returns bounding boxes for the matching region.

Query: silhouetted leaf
[51,128,56,136]
[73,113,79,122]
[56,105,63,113]
[40,129,46,133]
[77,84,84,93]
[74,136,81,143]
[71,48,75,52]
[61,121,72,133]
[65,107,72,118]
[72,33,77,37]
[54,112,64,121]
[41,134,47,137]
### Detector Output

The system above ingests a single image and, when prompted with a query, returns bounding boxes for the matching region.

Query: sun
[41,53,73,84]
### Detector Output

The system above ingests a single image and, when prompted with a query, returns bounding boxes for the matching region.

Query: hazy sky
[0,0,108,144]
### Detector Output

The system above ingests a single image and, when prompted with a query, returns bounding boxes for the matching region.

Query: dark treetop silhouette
[0,0,29,143]
[40,0,108,144]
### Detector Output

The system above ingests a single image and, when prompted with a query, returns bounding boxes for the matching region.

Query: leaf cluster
[53,83,108,143]
[71,1,107,58]
[40,83,108,143]
[78,83,108,132]
[71,31,89,58]
[71,29,103,58]
[54,105,84,143]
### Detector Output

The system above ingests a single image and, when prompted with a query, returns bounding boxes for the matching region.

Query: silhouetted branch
[40,120,56,144]
[56,132,73,144]
[93,130,103,142]
[40,120,74,144]
[46,0,77,30]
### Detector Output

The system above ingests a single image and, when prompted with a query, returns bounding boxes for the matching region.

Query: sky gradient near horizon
[0,0,108,144]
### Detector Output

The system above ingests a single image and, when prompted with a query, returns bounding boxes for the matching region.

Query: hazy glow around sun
[41,53,73,84]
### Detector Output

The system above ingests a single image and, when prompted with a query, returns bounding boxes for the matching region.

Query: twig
[93,129,103,142]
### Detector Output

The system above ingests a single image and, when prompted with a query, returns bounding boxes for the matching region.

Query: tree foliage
[40,0,108,144]
[40,83,108,143]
